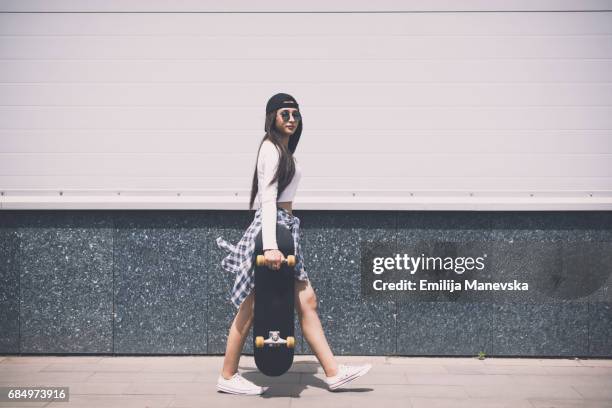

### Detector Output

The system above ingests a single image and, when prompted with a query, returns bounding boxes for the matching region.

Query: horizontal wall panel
[2,60,612,83]
[0,176,610,192]
[3,83,612,105]
[3,13,612,37]
[1,0,612,13]
[1,130,610,154]
[1,107,611,130]
[2,36,612,59]
[0,153,610,178]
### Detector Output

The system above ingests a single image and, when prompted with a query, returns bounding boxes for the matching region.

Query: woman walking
[215,93,371,395]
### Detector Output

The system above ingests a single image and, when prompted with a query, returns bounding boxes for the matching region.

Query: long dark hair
[248,110,300,210]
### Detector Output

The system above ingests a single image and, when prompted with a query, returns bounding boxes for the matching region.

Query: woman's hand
[264,249,284,270]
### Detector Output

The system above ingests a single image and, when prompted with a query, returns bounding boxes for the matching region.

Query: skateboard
[252,223,297,376]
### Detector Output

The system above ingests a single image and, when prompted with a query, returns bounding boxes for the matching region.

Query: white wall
[1,1,611,210]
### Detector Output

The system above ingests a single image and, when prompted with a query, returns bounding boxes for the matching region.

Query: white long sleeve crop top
[257,140,302,250]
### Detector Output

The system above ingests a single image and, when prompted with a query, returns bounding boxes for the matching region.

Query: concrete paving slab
[0,401,49,408]
[46,394,173,408]
[464,383,584,399]
[0,364,51,374]
[529,399,612,408]
[578,359,612,367]
[445,363,550,375]
[410,396,535,408]
[0,372,96,385]
[405,372,515,386]
[509,374,612,388]
[543,366,612,376]
[572,385,612,400]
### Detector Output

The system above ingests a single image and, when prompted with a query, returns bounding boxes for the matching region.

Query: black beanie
[265,93,302,154]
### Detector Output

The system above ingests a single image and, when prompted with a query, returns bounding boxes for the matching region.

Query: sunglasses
[279,110,301,122]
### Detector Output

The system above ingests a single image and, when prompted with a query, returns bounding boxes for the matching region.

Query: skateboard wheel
[255,336,265,348]
[256,255,266,267]
[286,336,295,349]
[286,255,296,267]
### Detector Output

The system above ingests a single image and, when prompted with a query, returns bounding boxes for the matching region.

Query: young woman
[215,93,371,395]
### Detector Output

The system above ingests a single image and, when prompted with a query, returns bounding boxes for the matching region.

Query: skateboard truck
[256,255,296,267]
[255,331,296,349]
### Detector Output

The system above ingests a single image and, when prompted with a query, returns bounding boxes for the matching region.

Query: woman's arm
[257,141,279,251]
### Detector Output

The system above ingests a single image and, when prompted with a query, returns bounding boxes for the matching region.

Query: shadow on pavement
[237,361,374,398]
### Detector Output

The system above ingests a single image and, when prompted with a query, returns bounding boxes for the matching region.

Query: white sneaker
[324,363,372,391]
[216,372,268,395]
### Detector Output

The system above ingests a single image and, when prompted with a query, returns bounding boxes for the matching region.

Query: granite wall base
[0,210,610,357]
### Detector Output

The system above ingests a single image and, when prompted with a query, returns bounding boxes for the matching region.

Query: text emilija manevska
[371,254,529,292]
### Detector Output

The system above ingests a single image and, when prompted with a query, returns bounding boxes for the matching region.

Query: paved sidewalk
[0,354,611,408]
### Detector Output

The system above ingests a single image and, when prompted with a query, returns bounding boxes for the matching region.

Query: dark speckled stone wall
[0,210,610,357]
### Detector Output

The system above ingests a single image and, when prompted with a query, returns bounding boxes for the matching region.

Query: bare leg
[220,290,255,380]
[295,279,339,377]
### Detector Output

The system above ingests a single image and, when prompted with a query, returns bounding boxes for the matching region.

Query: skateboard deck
[252,223,296,376]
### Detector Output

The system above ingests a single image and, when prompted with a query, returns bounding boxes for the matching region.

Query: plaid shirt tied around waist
[216,206,308,309]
